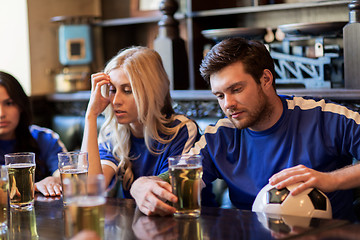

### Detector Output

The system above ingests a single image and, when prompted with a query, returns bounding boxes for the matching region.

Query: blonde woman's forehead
[108,68,130,86]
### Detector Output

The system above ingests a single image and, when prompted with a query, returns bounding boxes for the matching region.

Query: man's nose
[224,95,235,110]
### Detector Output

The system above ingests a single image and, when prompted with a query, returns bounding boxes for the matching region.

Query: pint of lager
[10,207,38,239]
[168,155,203,218]
[63,174,106,239]
[65,196,105,239]
[58,151,89,204]
[0,166,9,233]
[60,168,88,204]
[5,152,36,210]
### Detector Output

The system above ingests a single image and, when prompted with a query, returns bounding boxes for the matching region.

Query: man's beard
[228,88,272,130]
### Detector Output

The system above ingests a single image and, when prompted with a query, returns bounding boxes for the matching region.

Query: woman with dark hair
[0,71,66,196]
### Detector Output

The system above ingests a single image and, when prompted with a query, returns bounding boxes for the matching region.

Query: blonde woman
[81,46,200,198]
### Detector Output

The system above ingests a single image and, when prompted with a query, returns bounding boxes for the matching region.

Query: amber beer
[168,155,203,218]
[7,163,35,209]
[58,151,89,205]
[0,179,8,229]
[63,174,106,239]
[65,196,105,239]
[5,152,36,210]
[10,208,38,239]
[60,169,88,204]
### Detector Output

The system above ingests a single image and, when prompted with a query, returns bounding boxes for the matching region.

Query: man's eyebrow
[212,82,243,95]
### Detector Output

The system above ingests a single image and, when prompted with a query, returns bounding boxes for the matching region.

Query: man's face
[210,61,272,131]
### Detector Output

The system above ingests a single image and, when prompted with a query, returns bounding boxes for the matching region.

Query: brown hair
[200,37,276,89]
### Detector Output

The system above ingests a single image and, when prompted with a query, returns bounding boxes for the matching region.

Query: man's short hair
[200,37,276,88]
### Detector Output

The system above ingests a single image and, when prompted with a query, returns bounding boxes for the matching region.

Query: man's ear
[261,69,273,88]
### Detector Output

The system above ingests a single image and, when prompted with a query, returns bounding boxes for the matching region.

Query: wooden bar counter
[7,194,359,240]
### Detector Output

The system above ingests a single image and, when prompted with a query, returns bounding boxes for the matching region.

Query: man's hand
[268,164,338,196]
[130,176,177,216]
[35,176,62,197]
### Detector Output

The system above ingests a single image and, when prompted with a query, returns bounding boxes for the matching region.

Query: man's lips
[230,111,244,119]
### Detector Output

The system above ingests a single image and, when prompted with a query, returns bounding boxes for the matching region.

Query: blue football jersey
[190,95,360,221]
[99,115,201,198]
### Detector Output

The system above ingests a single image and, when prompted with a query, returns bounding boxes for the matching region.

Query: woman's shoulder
[29,125,61,141]
[171,114,198,128]
[172,114,192,122]
[30,125,67,151]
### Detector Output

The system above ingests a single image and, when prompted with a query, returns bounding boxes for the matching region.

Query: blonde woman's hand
[87,72,111,118]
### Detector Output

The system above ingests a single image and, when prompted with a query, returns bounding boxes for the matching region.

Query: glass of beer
[5,152,36,210]
[9,207,38,239]
[168,154,203,218]
[0,166,9,234]
[58,151,89,204]
[63,174,106,239]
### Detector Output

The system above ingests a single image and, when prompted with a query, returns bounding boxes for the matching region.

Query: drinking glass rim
[58,151,88,157]
[4,152,35,157]
[168,154,202,160]
[4,152,35,165]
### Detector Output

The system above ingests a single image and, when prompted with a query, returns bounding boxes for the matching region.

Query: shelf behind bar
[96,1,349,27]
[277,88,360,100]
[172,89,360,101]
[190,0,350,18]
[47,88,360,102]
[97,13,185,27]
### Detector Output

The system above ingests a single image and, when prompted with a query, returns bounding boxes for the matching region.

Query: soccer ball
[252,183,332,219]
[255,212,323,236]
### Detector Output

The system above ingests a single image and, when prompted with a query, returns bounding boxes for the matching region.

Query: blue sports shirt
[189,95,360,221]
[0,125,67,181]
[99,115,201,198]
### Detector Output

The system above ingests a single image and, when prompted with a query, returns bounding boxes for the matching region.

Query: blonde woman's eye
[108,87,116,94]
[124,87,132,94]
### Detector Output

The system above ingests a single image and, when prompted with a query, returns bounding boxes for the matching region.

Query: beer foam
[171,165,202,170]
[7,163,36,168]
[62,169,88,174]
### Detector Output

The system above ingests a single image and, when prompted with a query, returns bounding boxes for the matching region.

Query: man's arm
[130,176,177,216]
[269,163,360,195]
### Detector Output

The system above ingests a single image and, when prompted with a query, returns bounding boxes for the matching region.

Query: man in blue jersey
[130,37,360,221]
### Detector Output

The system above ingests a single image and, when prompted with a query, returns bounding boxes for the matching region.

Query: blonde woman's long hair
[99,46,185,190]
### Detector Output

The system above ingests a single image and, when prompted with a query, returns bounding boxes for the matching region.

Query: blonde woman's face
[108,69,139,126]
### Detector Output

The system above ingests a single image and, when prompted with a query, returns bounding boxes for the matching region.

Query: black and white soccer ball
[255,212,324,236]
[252,183,332,219]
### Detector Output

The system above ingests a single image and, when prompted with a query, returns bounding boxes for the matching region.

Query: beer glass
[168,154,203,218]
[0,166,9,234]
[9,208,38,240]
[58,151,88,204]
[63,174,106,239]
[5,152,36,210]
[176,218,203,240]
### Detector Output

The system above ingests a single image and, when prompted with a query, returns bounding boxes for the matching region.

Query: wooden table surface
[5,194,359,240]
